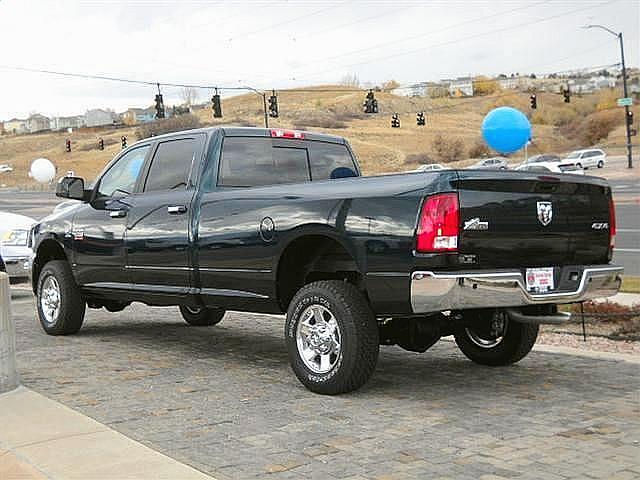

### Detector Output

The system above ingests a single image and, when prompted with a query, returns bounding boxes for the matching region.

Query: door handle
[168,205,187,215]
[109,210,127,218]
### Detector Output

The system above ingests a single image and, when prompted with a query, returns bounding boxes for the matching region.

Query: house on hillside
[4,118,28,134]
[50,115,86,131]
[447,77,474,97]
[85,109,118,127]
[26,114,51,133]
[122,107,156,125]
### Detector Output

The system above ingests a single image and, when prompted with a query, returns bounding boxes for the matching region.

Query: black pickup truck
[30,127,623,394]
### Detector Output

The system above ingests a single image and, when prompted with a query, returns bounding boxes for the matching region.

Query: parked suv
[565,149,606,169]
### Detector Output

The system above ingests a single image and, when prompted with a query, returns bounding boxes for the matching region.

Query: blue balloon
[481,107,532,154]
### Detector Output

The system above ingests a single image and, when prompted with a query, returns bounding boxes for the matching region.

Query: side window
[98,145,149,197]
[218,137,309,187]
[144,138,197,192]
[309,142,357,180]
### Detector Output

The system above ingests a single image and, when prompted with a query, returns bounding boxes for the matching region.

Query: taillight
[609,197,616,249]
[416,193,459,253]
[271,129,304,139]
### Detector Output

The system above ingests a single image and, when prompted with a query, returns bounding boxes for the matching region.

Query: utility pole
[585,25,633,168]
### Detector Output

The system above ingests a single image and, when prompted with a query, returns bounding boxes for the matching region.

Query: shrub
[580,110,618,145]
[468,139,491,159]
[404,153,435,165]
[135,114,201,140]
[431,134,464,163]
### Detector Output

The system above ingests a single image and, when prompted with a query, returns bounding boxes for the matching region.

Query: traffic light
[363,90,378,114]
[154,93,165,119]
[529,94,537,109]
[98,138,104,150]
[268,91,278,118]
[212,94,222,118]
[121,136,127,149]
[65,139,71,152]
[627,110,634,127]
[391,113,400,128]
[416,112,425,126]
[563,88,570,103]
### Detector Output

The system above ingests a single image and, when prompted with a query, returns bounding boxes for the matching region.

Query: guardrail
[0,272,19,393]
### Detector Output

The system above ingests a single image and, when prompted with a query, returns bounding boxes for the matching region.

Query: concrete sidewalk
[0,387,213,480]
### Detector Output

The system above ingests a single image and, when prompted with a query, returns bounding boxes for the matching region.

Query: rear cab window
[144,137,200,192]
[216,136,358,189]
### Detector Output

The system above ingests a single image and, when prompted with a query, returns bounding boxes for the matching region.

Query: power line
[322,0,552,64]
[277,0,621,83]
[227,1,348,42]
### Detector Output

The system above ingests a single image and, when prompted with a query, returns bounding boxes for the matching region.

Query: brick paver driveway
[11,292,640,480]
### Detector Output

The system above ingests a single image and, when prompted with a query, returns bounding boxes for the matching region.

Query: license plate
[526,267,554,293]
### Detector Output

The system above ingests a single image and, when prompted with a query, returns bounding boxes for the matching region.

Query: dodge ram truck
[30,127,623,394]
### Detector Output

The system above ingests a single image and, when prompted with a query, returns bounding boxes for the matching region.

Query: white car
[413,163,445,172]
[0,164,13,174]
[516,162,584,175]
[0,212,36,282]
[565,149,606,169]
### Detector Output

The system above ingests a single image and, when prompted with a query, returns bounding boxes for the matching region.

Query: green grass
[621,276,640,294]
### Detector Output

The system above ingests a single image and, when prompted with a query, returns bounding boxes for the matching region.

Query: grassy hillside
[0,86,637,188]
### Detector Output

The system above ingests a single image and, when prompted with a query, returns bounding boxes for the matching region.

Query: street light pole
[585,25,633,168]
[242,86,269,128]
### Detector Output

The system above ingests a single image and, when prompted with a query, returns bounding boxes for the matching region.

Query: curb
[533,343,640,364]
[0,386,215,480]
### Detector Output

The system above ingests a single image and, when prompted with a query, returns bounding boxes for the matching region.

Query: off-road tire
[454,319,539,366]
[36,260,85,335]
[285,280,379,395]
[179,305,225,326]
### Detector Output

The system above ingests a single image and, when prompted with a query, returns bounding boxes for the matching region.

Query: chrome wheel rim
[40,276,61,325]
[465,312,508,349]
[296,305,342,374]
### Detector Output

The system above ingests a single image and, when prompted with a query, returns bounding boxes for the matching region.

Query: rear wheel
[36,260,85,335]
[285,280,379,395]
[179,305,225,326]
[454,310,538,366]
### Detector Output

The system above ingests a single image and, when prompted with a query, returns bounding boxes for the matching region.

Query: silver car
[468,157,509,170]
[0,212,36,282]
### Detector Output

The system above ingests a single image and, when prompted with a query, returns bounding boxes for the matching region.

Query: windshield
[567,152,581,159]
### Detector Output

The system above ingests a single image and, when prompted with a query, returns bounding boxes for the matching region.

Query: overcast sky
[0,0,638,120]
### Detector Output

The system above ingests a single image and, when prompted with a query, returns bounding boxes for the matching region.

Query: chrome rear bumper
[411,265,623,313]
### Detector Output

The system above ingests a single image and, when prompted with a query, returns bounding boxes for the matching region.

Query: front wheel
[36,260,85,335]
[576,163,582,169]
[597,160,604,168]
[285,280,379,395]
[454,310,538,366]
[179,305,225,326]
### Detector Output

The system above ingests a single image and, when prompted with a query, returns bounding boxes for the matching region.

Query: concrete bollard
[0,272,19,393]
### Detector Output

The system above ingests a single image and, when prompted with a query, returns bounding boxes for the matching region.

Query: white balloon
[30,158,56,184]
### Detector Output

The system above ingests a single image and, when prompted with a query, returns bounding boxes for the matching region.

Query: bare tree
[180,87,199,108]
[340,73,360,88]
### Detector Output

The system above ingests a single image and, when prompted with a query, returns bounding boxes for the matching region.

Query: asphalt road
[1,182,638,275]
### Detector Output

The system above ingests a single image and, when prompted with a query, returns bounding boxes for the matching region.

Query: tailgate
[455,171,612,269]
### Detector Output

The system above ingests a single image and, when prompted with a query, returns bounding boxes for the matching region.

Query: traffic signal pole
[262,93,269,128]
[619,32,633,169]
[585,25,633,168]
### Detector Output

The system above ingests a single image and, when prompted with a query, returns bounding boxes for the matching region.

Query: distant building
[447,77,474,97]
[4,118,28,135]
[85,109,118,127]
[50,115,86,131]
[26,113,51,133]
[122,107,156,125]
